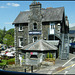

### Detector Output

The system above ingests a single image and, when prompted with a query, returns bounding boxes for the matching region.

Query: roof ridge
[26,40,41,50]
[42,40,58,50]
[20,11,30,13]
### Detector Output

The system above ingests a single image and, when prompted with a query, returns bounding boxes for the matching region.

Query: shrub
[49,53,53,58]
[7,58,15,65]
[22,55,24,59]
[0,60,7,66]
[46,53,50,58]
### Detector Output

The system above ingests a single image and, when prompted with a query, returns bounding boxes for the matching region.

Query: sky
[0,1,75,30]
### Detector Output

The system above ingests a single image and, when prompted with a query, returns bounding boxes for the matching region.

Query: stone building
[19,39,58,66]
[13,2,69,65]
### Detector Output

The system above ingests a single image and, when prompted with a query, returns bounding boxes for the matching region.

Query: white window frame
[19,38,23,47]
[19,24,23,31]
[50,23,55,29]
[50,23,55,34]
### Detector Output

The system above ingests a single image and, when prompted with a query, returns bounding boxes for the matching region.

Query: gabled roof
[41,7,64,22]
[13,11,31,24]
[45,40,59,46]
[21,39,58,51]
[13,7,64,24]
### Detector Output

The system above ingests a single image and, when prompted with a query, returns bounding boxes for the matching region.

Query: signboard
[30,52,38,55]
[29,31,41,35]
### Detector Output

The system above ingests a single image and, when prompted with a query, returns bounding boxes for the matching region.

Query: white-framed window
[33,23,37,30]
[33,36,37,43]
[19,25,23,31]
[50,23,55,34]
[57,23,61,32]
[19,38,23,47]
[50,23,55,29]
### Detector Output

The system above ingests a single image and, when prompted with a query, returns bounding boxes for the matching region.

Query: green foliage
[7,58,15,65]
[46,52,50,58]
[3,27,6,38]
[22,55,24,59]
[0,29,3,43]
[0,58,15,66]
[3,34,14,46]
[50,53,53,58]
[0,28,14,46]
[6,28,14,37]
[0,60,7,66]
[46,53,53,58]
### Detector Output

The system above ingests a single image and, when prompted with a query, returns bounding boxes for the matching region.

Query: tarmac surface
[4,53,75,74]
[33,53,75,74]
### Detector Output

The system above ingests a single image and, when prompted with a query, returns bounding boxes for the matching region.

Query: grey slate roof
[41,7,64,22]
[21,39,58,51]
[13,7,64,24]
[45,40,59,46]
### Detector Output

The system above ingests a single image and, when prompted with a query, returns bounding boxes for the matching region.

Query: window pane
[20,26,22,30]
[51,25,52,29]
[20,38,23,41]
[21,42,23,46]
[34,23,37,29]
[53,25,54,29]
[34,37,37,42]
[30,55,38,58]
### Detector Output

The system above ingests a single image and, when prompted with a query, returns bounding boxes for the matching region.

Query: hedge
[0,58,15,66]
[7,58,15,65]
[0,60,7,66]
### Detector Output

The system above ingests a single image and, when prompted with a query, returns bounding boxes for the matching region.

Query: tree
[6,28,14,37]
[0,27,6,43]
[0,29,3,43]
[3,34,14,47]
[3,26,6,37]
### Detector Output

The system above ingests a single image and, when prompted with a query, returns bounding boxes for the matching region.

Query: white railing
[54,29,61,40]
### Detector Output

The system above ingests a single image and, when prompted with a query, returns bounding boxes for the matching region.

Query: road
[33,54,75,74]
[52,57,75,74]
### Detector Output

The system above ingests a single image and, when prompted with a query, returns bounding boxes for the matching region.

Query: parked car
[70,43,75,54]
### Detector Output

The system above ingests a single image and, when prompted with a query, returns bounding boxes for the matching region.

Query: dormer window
[33,23,37,30]
[19,25,23,31]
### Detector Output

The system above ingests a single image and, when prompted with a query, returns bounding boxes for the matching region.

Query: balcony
[48,28,61,40]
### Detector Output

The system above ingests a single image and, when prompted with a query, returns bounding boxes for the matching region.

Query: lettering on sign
[30,52,38,55]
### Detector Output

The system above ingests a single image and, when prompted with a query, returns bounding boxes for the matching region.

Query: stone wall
[15,24,28,47]
[29,35,41,43]
[42,23,49,40]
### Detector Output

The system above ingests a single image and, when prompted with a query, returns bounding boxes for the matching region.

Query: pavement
[33,53,75,74]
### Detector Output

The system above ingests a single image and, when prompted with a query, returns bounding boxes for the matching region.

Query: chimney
[30,1,41,10]
[65,16,68,20]
[65,16,69,26]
